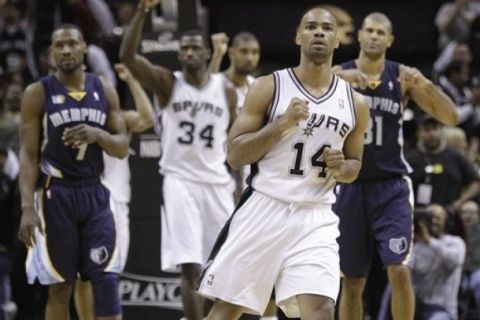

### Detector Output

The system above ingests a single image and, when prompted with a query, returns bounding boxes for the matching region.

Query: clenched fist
[280,97,310,129]
[323,148,345,177]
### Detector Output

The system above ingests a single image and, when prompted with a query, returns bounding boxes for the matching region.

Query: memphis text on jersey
[48,103,107,128]
[365,95,400,115]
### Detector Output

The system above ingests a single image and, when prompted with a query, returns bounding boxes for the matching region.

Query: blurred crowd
[3,0,480,319]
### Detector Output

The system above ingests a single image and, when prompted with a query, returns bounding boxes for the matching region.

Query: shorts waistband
[287,202,331,211]
[39,174,101,188]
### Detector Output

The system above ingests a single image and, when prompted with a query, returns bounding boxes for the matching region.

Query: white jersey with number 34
[159,71,232,185]
[249,68,356,204]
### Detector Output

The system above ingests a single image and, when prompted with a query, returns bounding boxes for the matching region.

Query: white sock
[260,317,278,320]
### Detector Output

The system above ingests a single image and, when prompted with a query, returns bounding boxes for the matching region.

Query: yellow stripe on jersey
[368,80,382,90]
[68,91,86,101]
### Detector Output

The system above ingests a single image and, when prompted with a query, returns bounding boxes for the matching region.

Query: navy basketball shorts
[26,176,121,284]
[333,177,414,278]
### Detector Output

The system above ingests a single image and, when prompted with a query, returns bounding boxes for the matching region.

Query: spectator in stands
[0,146,19,320]
[459,200,480,316]
[433,41,473,81]
[378,204,467,320]
[0,0,38,83]
[435,0,480,50]
[410,204,466,319]
[438,61,480,137]
[0,81,22,156]
[406,116,480,211]
[105,1,136,64]
[444,126,468,156]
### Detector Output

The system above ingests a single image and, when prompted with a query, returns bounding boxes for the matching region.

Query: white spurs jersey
[226,74,255,114]
[102,152,131,203]
[249,68,356,204]
[159,71,232,184]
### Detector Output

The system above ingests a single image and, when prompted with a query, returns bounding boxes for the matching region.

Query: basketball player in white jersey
[74,63,155,320]
[209,31,259,113]
[197,7,370,320]
[209,31,261,193]
[119,1,237,319]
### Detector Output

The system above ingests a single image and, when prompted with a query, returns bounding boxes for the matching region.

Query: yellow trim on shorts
[36,188,65,282]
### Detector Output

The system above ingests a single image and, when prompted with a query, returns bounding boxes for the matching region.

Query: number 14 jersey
[159,71,232,184]
[249,68,356,204]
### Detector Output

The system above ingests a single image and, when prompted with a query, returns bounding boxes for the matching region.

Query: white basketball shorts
[110,200,130,271]
[197,189,340,318]
[161,175,234,272]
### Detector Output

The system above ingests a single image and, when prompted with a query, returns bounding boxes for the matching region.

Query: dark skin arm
[224,80,243,201]
[115,63,155,134]
[18,82,45,247]
[208,32,229,73]
[225,81,238,130]
[400,65,459,126]
[63,77,129,158]
[332,65,369,90]
[119,0,174,106]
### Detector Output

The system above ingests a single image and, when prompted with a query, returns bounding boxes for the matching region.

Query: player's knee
[48,282,74,305]
[303,298,335,320]
[206,299,243,320]
[387,264,411,287]
[90,272,122,317]
[342,277,366,295]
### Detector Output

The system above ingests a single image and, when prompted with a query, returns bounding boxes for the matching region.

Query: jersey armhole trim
[346,82,356,129]
[40,77,52,114]
[267,72,280,122]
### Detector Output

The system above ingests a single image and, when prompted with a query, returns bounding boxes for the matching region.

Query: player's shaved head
[298,6,337,30]
[231,32,259,48]
[52,23,84,42]
[362,12,393,34]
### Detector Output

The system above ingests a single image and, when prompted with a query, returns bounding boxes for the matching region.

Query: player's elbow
[446,110,460,126]
[119,50,134,66]
[133,117,154,133]
[143,116,155,130]
[227,151,242,171]
[116,147,129,159]
[108,140,130,159]
[108,148,129,159]
[227,145,247,170]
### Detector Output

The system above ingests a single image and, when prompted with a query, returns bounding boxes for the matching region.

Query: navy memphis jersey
[39,74,108,179]
[341,59,411,180]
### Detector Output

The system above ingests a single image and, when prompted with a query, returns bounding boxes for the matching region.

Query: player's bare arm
[325,91,369,183]
[400,64,459,126]
[333,66,369,90]
[225,80,238,130]
[227,75,309,170]
[115,63,155,134]
[62,77,129,158]
[18,82,45,247]
[208,32,229,73]
[436,2,467,34]
[119,0,174,105]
